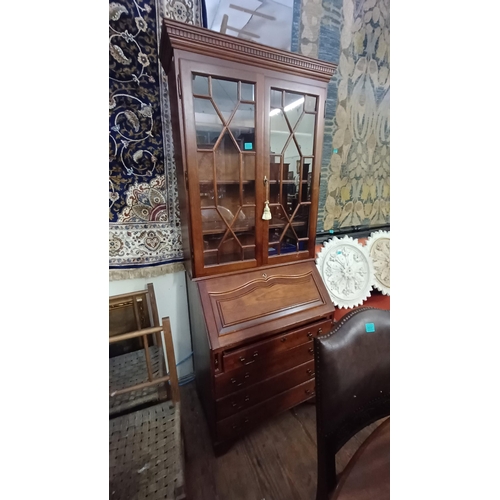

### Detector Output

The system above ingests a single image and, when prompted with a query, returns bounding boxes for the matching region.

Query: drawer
[216,360,315,420]
[222,318,332,372]
[216,378,315,442]
[214,341,315,399]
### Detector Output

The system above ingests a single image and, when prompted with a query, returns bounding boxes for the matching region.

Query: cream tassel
[262,200,272,220]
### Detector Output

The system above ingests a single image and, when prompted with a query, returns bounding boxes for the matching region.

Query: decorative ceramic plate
[365,231,390,296]
[316,236,374,309]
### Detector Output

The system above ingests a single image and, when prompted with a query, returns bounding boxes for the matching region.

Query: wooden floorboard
[180,382,385,500]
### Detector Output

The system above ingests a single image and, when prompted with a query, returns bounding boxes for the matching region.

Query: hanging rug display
[316,236,375,309]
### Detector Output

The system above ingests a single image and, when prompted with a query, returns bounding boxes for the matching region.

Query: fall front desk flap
[196,260,335,350]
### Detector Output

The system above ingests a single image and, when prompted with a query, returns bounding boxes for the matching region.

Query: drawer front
[222,318,332,372]
[216,360,315,420]
[216,379,315,442]
[214,341,315,399]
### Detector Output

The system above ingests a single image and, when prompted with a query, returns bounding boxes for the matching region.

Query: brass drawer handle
[233,418,250,430]
[240,355,257,365]
[232,396,250,407]
[307,332,313,339]
[318,328,323,334]
[281,337,286,342]
[307,369,315,376]
[244,373,250,379]
[305,389,315,396]
[231,377,244,387]
[308,347,314,354]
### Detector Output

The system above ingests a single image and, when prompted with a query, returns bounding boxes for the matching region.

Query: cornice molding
[161,20,337,83]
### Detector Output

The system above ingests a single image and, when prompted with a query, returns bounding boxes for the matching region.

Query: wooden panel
[216,379,315,442]
[214,341,315,399]
[199,261,335,349]
[216,273,320,326]
[216,360,315,420]
[222,319,331,372]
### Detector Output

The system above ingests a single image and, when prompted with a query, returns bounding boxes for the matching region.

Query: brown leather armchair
[314,307,390,500]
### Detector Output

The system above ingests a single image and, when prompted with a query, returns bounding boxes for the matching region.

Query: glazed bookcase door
[179,60,265,277]
[263,76,325,265]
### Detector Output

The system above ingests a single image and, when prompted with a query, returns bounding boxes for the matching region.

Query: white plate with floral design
[316,236,375,309]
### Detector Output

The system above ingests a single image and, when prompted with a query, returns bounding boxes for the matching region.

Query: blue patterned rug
[109,0,202,269]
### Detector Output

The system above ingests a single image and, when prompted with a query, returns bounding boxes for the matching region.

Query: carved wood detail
[162,20,337,83]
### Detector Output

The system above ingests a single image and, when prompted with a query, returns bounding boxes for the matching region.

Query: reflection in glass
[304,95,317,113]
[212,78,238,122]
[295,113,316,156]
[193,74,209,96]
[198,152,214,189]
[284,91,304,129]
[230,103,255,152]
[242,155,256,182]
[214,131,240,181]
[270,89,282,109]
[268,87,319,258]
[270,110,289,155]
[283,139,300,172]
[241,82,255,102]
[194,98,223,149]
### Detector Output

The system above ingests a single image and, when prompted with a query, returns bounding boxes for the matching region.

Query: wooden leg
[316,440,337,500]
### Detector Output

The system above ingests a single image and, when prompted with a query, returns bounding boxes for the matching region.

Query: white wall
[109,270,193,379]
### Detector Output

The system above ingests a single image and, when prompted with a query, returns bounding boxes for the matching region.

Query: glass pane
[270,111,289,155]
[302,158,313,202]
[270,89,282,109]
[295,113,316,156]
[198,152,214,185]
[219,236,243,264]
[283,139,301,172]
[237,206,255,229]
[243,247,256,260]
[201,208,225,233]
[283,180,298,217]
[230,103,255,152]
[281,227,300,254]
[212,78,238,123]
[203,249,218,266]
[242,182,255,204]
[293,205,311,238]
[284,91,304,129]
[214,131,240,181]
[268,181,281,204]
[194,98,223,149]
[268,204,287,244]
[236,231,255,247]
[242,155,256,182]
[193,74,209,96]
[305,95,317,113]
[270,158,281,182]
[241,82,255,102]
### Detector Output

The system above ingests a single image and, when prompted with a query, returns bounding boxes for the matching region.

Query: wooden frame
[109,317,180,403]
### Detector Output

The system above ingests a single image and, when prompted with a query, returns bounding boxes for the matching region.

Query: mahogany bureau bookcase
[160,20,337,454]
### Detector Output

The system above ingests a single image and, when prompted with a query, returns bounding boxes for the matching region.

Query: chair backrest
[109,284,180,417]
[109,283,161,355]
[315,307,390,452]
